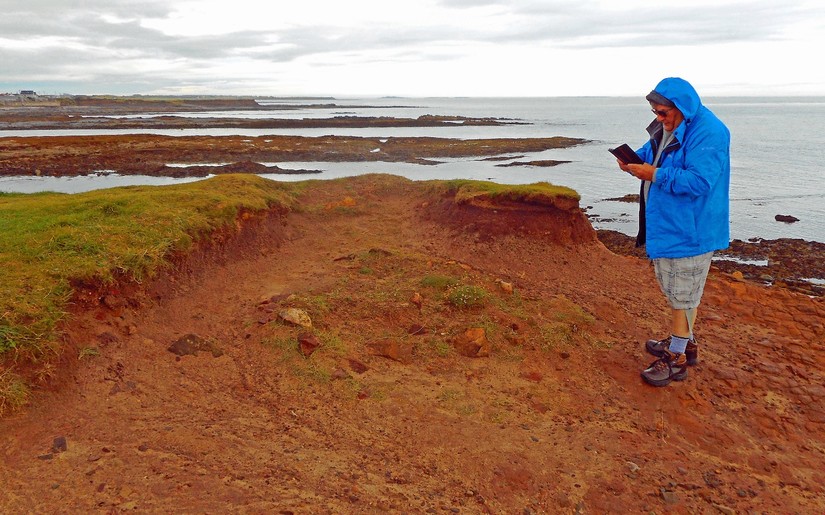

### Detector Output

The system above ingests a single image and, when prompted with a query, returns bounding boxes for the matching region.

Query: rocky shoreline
[2,95,822,295]
[1,114,523,131]
[597,230,825,297]
[0,133,584,177]
[594,194,825,297]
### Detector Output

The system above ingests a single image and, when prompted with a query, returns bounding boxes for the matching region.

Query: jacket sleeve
[653,127,728,198]
[636,142,654,164]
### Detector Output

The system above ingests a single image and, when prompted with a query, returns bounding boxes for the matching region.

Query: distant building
[20,90,37,96]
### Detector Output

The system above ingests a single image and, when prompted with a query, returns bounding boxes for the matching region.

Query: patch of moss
[446,285,488,309]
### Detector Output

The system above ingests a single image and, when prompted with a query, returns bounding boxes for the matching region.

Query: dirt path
[2,175,824,513]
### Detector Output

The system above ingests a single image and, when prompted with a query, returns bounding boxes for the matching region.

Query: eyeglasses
[651,108,672,117]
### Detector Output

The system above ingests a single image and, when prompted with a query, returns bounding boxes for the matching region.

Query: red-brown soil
[2,174,823,513]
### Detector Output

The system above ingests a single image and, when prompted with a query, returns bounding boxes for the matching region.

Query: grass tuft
[446,285,488,309]
[78,347,101,359]
[0,369,30,415]
[539,294,598,351]
[420,274,459,290]
[436,179,580,204]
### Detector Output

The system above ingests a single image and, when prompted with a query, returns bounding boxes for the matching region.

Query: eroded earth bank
[2,97,824,513]
[1,174,824,513]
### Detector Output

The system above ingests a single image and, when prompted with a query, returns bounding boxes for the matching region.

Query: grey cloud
[438,0,508,6]
[435,0,820,48]
[112,26,275,60]
[0,1,172,37]
[6,0,815,62]
[4,0,823,94]
[9,0,172,19]
[2,16,290,64]
[218,24,459,64]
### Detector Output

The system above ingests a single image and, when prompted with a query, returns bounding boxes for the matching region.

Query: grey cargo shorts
[653,251,714,310]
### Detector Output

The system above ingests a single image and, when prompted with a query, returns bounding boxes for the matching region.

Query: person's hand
[616,158,631,173]
[626,163,656,181]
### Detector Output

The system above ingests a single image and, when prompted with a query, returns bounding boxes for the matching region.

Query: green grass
[78,346,100,359]
[539,295,598,351]
[446,285,488,309]
[260,330,342,388]
[433,339,452,357]
[420,274,459,290]
[0,369,30,415]
[0,174,296,357]
[436,179,580,204]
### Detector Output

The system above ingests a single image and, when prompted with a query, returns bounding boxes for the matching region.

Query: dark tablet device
[608,143,644,165]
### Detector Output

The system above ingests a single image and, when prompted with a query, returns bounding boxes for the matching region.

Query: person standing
[615,77,731,387]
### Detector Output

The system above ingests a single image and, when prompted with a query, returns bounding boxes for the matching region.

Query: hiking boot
[646,336,698,366]
[641,350,688,387]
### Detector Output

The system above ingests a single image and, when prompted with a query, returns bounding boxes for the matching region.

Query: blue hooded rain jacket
[635,77,731,259]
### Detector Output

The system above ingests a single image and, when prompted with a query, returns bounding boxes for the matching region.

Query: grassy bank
[438,179,580,204]
[0,174,297,360]
[0,173,580,414]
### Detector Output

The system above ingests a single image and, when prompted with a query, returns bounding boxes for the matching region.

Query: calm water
[2,96,824,243]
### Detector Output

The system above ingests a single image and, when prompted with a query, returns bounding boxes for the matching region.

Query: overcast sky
[1,0,823,97]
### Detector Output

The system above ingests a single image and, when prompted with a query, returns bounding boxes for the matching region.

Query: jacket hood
[650,77,702,121]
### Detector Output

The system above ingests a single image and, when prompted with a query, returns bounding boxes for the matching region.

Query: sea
[1,96,824,244]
